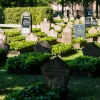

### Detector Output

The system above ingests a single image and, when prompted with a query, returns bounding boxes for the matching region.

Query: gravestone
[74,24,85,38]
[41,56,72,88]
[54,25,62,31]
[88,27,97,34]
[97,37,100,43]
[80,16,85,24]
[92,19,98,26]
[97,26,100,31]
[0,28,4,34]
[21,12,32,35]
[70,15,74,21]
[63,17,68,23]
[0,39,9,54]
[40,18,50,34]
[48,29,58,38]
[62,27,72,44]
[67,22,73,28]
[82,42,100,57]
[0,33,7,41]
[85,17,91,28]
[33,41,51,53]
[25,33,39,42]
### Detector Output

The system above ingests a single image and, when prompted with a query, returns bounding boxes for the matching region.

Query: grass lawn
[0,50,100,100]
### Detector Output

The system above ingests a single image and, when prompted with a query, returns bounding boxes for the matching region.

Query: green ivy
[4,82,60,100]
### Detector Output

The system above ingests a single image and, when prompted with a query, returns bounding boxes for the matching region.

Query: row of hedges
[5,52,50,74]
[0,7,53,24]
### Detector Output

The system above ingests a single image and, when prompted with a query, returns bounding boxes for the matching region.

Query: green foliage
[86,33,98,38]
[53,19,64,23]
[51,43,74,56]
[5,31,20,37]
[5,52,50,74]
[2,7,53,24]
[0,48,7,63]
[72,38,87,44]
[39,36,56,43]
[32,28,41,33]
[6,35,25,43]
[4,82,60,100]
[8,40,35,51]
[68,56,100,72]
[34,32,47,38]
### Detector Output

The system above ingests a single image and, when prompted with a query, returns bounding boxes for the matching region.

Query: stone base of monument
[8,46,33,56]
[74,42,87,49]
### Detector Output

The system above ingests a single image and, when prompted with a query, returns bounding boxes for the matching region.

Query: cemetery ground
[0,50,100,100]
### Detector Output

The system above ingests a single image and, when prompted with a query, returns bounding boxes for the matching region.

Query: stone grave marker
[0,28,4,34]
[67,22,73,28]
[54,25,62,31]
[80,16,85,24]
[97,37,100,43]
[25,33,39,42]
[85,17,91,28]
[63,17,68,23]
[88,27,97,34]
[92,18,98,26]
[74,24,85,38]
[62,27,72,44]
[97,26,100,31]
[41,56,72,88]
[48,29,58,38]
[33,41,51,53]
[0,39,9,54]
[40,18,50,35]
[82,42,100,57]
[21,12,32,35]
[0,33,7,41]
[70,15,74,21]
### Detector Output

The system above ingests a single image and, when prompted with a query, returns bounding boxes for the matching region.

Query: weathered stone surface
[0,39,9,54]
[40,18,50,34]
[88,27,97,34]
[0,33,7,41]
[80,16,85,24]
[48,29,58,38]
[82,42,100,57]
[62,27,72,44]
[41,56,71,88]
[34,41,51,53]
[25,33,39,42]
[54,25,62,31]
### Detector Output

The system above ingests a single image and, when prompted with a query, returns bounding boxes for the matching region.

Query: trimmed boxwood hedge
[68,56,100,72]
[5,52,50,74]
[0,7,53,24]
